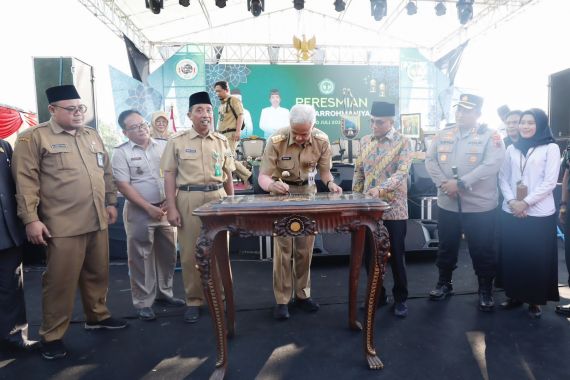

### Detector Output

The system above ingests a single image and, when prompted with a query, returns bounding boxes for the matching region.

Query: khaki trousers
[226,131,252,183]
[40,230,111,342]
[176,188,225,306]
[273,184,317,304]
[124,201,177,309]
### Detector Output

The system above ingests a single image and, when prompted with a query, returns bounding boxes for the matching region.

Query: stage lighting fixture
[406,1,417,16]
[293,0,305,11]
[334,0,346,12]
[145,0,163,14]
[435,1,446,16]
[456,0,474,25]
[248,0,264,17]
[179,0,190,6]
[216,0,227,8]
[370,0,387,21]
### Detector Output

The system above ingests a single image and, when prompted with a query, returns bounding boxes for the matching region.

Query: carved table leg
[363,221,390,370]
[215,232,235,338]
[196,227,228,379]
[348,226,366,331]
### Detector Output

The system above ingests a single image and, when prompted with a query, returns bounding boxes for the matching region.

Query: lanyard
[519,147,536,178]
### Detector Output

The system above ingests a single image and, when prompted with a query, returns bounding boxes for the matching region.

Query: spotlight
[406,1,417,16]
[248,0,264,17]
[435,1,446,16]
[216,0,227,8]
[179,0,190,6]
[145,0,163,14]
[370,0,387,21]
[334,0,346,12]
[456,0,474,25]
[293,0,304,11]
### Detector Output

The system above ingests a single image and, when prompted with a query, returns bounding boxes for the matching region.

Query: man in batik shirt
[353,101,413,318]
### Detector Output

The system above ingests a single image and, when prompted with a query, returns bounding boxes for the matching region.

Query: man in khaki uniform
[161,91,235,323]
[112,110,184,322]
[214,80,252,187]
[11,85,127,360]
[258,104,342,320]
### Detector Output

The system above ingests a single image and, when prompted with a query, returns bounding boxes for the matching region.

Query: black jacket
[0,139,26,250]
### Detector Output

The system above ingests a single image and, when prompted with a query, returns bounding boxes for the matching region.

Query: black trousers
[564,209,570,286]
[364,220,408,303]
[0,246,28,341]
[436,207,497,279]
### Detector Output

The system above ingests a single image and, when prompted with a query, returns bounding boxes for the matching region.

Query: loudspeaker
[33,57,97,128]
[549,68,570,138]
[316,162,354,192]
[405,219,438,253]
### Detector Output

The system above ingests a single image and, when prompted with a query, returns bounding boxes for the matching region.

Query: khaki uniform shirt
[11,119,117,237]
[260,127,332,185]
[425,124,505,213]
[160,127,235,186]
[111,138,167,204]
[217,96,243,133]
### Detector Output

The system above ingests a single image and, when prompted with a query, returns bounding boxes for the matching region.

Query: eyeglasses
[370,117,389,126]
[125,122,149,132]
[51,104,88,114]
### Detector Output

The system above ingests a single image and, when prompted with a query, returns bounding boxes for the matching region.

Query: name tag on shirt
[96,152,104,168]
[281,156,292,160]
[185,148,197,153]
[131,157,142,161]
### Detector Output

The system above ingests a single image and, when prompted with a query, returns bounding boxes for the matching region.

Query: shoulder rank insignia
[271,134,287,144]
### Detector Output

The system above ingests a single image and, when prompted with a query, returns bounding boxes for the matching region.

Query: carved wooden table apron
[193,193,391,380]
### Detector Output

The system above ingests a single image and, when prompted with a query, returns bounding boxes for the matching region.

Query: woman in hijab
[150,111,171,139]
[498,108,560,318]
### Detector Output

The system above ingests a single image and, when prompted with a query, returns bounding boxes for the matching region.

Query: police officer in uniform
[161,91,235,323]
[112,110,184,322]
[258,104,342,320]
[425,94,505,311]
[214,81,252,186]
[12,85,127,360]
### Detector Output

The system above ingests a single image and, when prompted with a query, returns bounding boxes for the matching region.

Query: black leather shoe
[295,297,320,312]
[41,339,67,360]
[528,305,542,319]
[500,298,523,310]
[273,304,290,320]
[555,304,570,317]
[184,306,200,323]
[137,307,156,321]
[393,302,408,318]
[155,297,186,307]
[429,282,453,301]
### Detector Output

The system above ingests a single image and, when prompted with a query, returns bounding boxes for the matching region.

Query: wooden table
[193,193,391,380]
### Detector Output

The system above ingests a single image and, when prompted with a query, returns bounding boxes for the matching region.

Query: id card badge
[96,152,104,168]
[308,168,317,186]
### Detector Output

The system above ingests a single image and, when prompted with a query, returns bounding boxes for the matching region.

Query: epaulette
[212,131,228,141]
[153,137,167,141]
[313,132,329,141]
[271,134,287,144]
[114,141,129,149]
[170,130,189,139]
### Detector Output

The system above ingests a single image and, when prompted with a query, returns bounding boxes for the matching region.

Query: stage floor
[2,242,570,380]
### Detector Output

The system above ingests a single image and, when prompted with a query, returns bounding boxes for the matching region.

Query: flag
[170,105,177,132]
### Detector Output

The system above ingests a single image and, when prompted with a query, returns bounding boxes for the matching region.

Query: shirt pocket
[437,144,453,164]
[465,146,484,166]
[277,157,295,171]
[44,145,74,170]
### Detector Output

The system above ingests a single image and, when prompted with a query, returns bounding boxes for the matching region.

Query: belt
[178,183,224,192]
[283,180,308,186]
[220,128,236,134]
[151,201,165,207]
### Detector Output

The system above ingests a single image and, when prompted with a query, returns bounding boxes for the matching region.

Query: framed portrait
[400,113,421,139]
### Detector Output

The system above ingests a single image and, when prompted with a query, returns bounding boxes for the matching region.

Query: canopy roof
[80,0,539,64]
